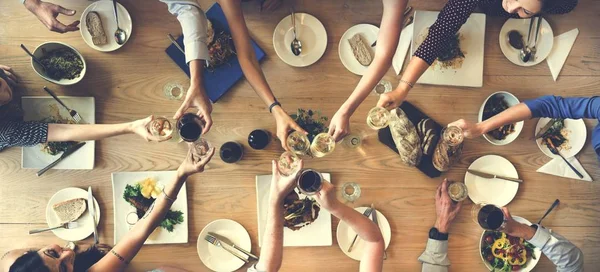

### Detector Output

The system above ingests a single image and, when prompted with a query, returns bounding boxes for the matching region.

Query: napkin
[392,23,414,75]
[536,156,592,181]
[546,28,579,81]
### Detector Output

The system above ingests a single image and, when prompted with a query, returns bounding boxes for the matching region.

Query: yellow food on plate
[138,177,162,199]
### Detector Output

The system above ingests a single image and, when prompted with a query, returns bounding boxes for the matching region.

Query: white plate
[31,42,87,86]
[112,171,188,244]
[535,118,586,159]
[499,18,553,67]
[273,13,327,67]
[80,0,132,52]
[21,96,95,170]
[479,216,541,272]
[478,91,524,146]
[197,219,252,272]
[411,10,486,87]
[256,173,332,247]
[45,187,100,241]
[338,24,379,75]
[465,155,519,207]
[336,207,391,261]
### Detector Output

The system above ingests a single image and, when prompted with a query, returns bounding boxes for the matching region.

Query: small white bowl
[478,91,523,145]
[31,42,86,85]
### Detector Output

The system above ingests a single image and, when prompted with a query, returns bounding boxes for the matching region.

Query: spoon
[113,0,127,45]
[519,18,535,62]
[537,199,560,225]
[290,8,302,56]
[20,44,46,71]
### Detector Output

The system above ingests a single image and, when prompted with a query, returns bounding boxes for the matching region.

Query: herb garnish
[290,109,328,142]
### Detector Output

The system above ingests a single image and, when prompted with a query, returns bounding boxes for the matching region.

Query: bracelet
[110,249,130,264]
[268,101,281,113]
[162,188,177,202]
[399,79,414,89]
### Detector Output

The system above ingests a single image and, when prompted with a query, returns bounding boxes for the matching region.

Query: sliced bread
[348,34,373,66]
[53,198,87,223]
[86,11,107,45]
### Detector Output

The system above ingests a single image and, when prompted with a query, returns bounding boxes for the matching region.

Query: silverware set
[520,16,542,63]
[534,119,584,178]
[205,233,258,263]
[347,205,386,260]
[347,207,373,252]
[29,221,79,234]
[43,86,83,123]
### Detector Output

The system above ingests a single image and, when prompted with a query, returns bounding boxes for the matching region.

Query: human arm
[314,182,384,272]
[217,0,306,150]
[501,208,584,272]
[88,147,215,272]
[46,116,166,142]
[22,0,79,33]
[328,0,406,141]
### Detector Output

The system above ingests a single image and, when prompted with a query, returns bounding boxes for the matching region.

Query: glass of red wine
[297,169,323,196]
[177,113,203,142]
[471,203,505,230]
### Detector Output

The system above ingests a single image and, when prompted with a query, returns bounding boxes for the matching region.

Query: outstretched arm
[47,116,165,142]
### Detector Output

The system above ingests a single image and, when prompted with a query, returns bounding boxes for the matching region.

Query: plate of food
[465,155,519,207]
[478,91,524,145]
[197,219,252,272]
[255,173,332,247]
[336,207,391,261]
[273,13,327,67]
[480,216,541,272]
[112,171,188,244]
[535,118,586,159]
[30,42,86,85]
[339,24,379,75]
[411,10,486,87]
[499,18,553,67]
[21,96,95,170]
[45,187,100,241]
[80,0,132,52]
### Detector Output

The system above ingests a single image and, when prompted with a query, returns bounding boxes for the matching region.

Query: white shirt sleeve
[527,224,584,272]
[419,239,450,272]
[159,0,209,63]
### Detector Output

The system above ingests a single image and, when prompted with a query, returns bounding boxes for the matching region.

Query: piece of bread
[53,198,87,223]
[86,11,107,45]
[348,34,373,66]
[389,108,422,167]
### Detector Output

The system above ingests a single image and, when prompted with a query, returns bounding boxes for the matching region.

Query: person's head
[0,69,13,106]
[2,244,108,272]
[502,0,559,18]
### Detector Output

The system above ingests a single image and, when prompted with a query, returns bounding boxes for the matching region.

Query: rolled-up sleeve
[528,224,584,272]
[0,121,48,151]
[160,0,209,63]
[419,239,450,272]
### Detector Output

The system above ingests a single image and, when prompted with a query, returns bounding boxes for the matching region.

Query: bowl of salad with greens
[31,42,86,85]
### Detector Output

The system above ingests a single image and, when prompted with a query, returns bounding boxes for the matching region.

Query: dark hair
[9,250,50,272]
[9,245,109,272]
[73,245,108,272]
[0,69,7,82]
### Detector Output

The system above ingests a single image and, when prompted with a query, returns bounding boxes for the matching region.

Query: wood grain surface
[0,0,599,271]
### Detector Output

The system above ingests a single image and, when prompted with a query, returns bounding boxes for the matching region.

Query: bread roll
[389,108,422,167]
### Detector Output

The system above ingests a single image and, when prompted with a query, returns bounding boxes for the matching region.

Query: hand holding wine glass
[434,178,463,233]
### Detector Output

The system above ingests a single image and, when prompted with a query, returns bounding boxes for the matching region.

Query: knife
[467,169,523,183]
[533,118,559,140]
[347,207,373,252]
[88,186,99,244]
[370,204,387,260]
[208,232,258,260]
[37,142,86,176]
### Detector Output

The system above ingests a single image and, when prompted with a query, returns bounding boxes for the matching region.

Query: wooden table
[1,0,599,271]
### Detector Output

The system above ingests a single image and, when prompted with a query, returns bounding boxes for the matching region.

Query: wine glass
[191,138,211,159]
[471,203,505,230]
[297,169,324,195]
[147,116,174,141]
[447,181,468,202]
[366,106,390,130]
[310,133,336,158]
[287,131,310,155]
[277,151,301,176]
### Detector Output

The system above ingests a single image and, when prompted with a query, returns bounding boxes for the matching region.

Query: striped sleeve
[0,121,48,151]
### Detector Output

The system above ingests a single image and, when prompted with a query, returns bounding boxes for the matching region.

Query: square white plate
[411,10,486,87]
[256,173,332,247]
[21,96,95,169]
[112,171,188,245]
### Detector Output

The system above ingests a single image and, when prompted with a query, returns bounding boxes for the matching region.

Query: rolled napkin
[536,156,592,182]
[546,28,579,81]
[392,23,414,75]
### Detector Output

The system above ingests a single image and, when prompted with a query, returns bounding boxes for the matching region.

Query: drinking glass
[297,169,324,195]
[310,133,336,158]
[366,107,390,130]
[373,79,392,95]
[447,181,468,202]
[177,113,203,142]
[147,116,174,141]
[343,134,362,149]
[471,203,505,231]
[278,151,301,176]
[341,182,361,202]
[432,126,464,172]
[192,138,211,159]
[287,131,310,155]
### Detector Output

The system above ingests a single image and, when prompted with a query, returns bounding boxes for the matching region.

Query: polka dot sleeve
[414,0,480,65]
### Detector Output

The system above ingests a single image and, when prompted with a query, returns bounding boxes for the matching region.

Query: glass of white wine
[310,133,336,158]
[287,131,310,155]
[148,116,174,141]
[278,151,301,176]
[366,106,390,130]
[191,138,211,159]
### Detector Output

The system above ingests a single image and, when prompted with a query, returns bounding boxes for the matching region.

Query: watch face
[429,227,438,238]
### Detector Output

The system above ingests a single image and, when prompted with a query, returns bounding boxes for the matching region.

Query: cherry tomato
[512,265,521,271]
[484,235,494,245]
[486,254,494,262]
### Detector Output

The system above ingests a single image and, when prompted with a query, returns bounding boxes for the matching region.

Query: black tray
[378,102,443,178]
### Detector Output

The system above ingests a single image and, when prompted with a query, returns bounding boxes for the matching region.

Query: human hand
[500,207,536,240]
[328,110,351,142]
[376,89,408,111]
[434,179,463,233]
[448,119,483,139]
[314,181,340,212]
[0,65,18,87]
[129,116,171,142]
[173,84,213,135]
[24,0,80,33]
[260,0,282,11]
[272,107,307,151]
[269,159,303,203]
[177,146,215,178]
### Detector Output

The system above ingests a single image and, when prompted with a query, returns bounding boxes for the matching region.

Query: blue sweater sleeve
[524,96,600,161]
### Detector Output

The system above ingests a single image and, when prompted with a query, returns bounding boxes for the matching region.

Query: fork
[29,221,79,234]
[204,234,249,263]
[43,86,82,123]
[546,138,584,178]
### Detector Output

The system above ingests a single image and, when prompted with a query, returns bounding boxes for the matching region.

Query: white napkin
[392,23,414,75]
[537,156,593,181]
[546,28,579,81]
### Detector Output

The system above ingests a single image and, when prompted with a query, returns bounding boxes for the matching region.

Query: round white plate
[479,216,541,272]
[45,187,100,242]
[499,18,553,67]
[535,118,586,159]
[339,24,379,75]
[273,13,327,67]
[336,207,391,261]
[80,0,132,52]
[465,155,519,207]
[197,219,252,272]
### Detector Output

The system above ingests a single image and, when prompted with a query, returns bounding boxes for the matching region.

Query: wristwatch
[429,227,449,241]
